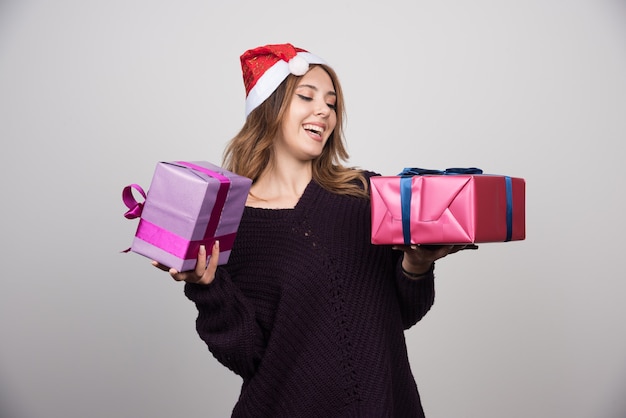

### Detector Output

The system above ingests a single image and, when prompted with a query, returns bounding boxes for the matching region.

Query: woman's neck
[246,161,313,209]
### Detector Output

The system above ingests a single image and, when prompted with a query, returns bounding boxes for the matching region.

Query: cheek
[328,116,338,136]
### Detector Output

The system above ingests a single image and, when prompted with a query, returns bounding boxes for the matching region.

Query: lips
[303,124,324,134]
[303,123,325,140]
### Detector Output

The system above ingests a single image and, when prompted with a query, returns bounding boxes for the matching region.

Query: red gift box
[370,168,525,245]
[122,161,252,271]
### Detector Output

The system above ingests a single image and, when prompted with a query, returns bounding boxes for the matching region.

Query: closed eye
[296,94,336,110]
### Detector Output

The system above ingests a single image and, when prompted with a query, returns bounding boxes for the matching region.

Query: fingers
[192,241,219,284]
[392,244,452,255]
[178,241,220,285]
[152,263,184,280]
[429,245,455,260]
[151,260,170,272]
[447,244,479,255]
[194,244,208,277]
[150,241,220,285]
[169,268,187,282]
[394,243,479,266]
[151,261,186,281]
[393,243,478,253]
[207,240,220,273]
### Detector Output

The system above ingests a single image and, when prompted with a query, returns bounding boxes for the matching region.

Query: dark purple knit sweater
[184,173,435,417]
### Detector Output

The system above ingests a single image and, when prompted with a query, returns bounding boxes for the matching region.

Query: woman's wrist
[400,260,433,279]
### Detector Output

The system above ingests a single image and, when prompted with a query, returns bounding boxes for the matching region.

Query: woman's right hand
[151,241,220,285]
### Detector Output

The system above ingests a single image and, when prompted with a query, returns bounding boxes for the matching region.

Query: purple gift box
[122,161,252,271]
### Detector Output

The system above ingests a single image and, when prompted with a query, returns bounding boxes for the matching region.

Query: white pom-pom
[288,55,309,76]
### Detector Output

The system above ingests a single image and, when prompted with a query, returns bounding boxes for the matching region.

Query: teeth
[303,124,324,134]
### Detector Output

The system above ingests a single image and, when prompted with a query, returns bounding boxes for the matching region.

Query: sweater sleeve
[393,257,436,329]
[183,268,265,379]
[364,170,436,330]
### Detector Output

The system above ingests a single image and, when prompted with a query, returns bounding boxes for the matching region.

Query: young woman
[154,43,469,417]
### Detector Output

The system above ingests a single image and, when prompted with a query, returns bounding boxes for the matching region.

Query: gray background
[1,0,625,417]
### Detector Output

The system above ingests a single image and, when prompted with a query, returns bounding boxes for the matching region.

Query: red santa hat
[240,43,327,117]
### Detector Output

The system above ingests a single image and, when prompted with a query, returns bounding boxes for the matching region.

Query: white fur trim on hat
[245,51,327,117]
[288,55,309,76]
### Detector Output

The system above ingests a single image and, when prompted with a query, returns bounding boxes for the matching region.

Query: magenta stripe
[136,218,236,259]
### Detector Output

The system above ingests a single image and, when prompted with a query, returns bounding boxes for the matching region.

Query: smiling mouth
[303,124,324,136]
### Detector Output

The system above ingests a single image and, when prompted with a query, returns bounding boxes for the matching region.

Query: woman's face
[275,66,337,162]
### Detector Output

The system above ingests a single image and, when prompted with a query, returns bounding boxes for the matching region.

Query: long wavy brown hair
[222,64,368,198]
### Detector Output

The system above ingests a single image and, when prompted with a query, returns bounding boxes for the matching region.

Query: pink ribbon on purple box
[122,184,146,219]
[122,161,235,262]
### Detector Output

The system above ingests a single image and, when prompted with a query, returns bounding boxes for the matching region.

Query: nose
[315,99,330,117]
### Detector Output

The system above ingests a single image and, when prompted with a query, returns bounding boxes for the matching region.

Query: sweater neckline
[243,179,317,219]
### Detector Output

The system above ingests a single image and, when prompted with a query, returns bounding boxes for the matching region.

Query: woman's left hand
[392,244,478,276]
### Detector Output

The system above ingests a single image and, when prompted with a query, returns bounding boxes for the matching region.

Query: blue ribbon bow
[397,167,513,244]
[399,167,484,176]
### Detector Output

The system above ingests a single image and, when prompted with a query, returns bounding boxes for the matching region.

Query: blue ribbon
[400,177,413,244]
[505,176,513,242]
[398,167,513,244]
[399,167,484,176]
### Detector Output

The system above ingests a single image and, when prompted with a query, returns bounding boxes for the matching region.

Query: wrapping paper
[370,168,525,245]
[122,161,252,271]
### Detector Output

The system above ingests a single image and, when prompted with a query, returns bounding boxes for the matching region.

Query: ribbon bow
[398,167,483,176]
[122,184,146,219]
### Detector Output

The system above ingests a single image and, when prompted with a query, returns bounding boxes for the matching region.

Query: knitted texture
[185,173,435,417]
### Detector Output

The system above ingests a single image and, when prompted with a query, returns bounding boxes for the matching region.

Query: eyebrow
[296,84,337,97]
